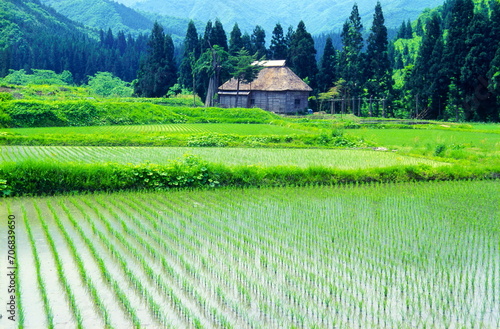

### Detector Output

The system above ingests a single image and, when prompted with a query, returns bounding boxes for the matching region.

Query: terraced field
[2,181,499,328]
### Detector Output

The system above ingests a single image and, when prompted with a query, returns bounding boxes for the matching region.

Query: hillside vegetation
[122,0,443,34]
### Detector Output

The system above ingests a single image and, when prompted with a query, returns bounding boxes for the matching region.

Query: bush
[0,92,14,102]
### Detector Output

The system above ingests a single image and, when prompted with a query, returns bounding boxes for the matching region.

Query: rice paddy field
[1,120,499,329]
[0,123,310,136]
[0,145,446,169]
[1,180,499,328]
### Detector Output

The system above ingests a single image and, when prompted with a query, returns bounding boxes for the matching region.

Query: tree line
[2,0,500,121]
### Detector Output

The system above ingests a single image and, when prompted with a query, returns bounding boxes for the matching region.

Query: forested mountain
[0,0,147,83]
[39,0,200,41]
[116,0,444,34]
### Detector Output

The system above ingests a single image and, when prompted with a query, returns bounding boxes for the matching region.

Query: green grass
[5,181,500,328]
[346,128,500,163]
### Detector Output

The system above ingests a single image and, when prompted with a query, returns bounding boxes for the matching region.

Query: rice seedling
[45,200,110,328]
[32,202,84,329]
[5,180,499,328]
[57,201,142,328]
[21,204,54,329]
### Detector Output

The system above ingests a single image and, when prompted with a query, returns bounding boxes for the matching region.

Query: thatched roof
[218,60,312,92]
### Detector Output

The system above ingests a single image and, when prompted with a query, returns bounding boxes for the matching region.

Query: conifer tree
[397,21,407,39]
[364,2,392,101]
[415,18,424,37]
[212,19,228,51]
[179,20,199,89]
[405,20,413,38]
[317,37,337,92]
[339,3,364,99]
[442,0,475,119]
[461,12,497,120]
[241,32,252,52]
[202,21,213,50]
[251,25,267,58]
[134,22,177,97]
[269,23,288,60]
[408,13,444,118]
[288,21,317,88]
[229,23,243,55]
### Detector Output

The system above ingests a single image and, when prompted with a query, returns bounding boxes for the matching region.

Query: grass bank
[1,156,498,196]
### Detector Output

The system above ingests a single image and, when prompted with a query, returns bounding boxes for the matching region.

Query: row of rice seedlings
[143,181,500,327]
[87,196,222,328]
[139,192,293,326]
[45,200,110,328]
[106,193,246,328]
[57,201,141,328]
[21,204,54,329]
[177,188,396,326]
[32,202,84,328]
[8,180,491,328]
[69,198,182,328]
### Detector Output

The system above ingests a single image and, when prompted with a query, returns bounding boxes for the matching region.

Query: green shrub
[0,110,11,127]
[0,92,14,102]
[187,133,234,147]
[433,143,447,157]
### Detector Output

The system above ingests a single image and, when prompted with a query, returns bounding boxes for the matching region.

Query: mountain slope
[0,0,145,82]
[39,0,203,40]
[117,0,445,34]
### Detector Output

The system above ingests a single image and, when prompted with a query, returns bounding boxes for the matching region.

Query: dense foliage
[1,0,500,121]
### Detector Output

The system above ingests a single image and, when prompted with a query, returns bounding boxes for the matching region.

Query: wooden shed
[218,60,312,113]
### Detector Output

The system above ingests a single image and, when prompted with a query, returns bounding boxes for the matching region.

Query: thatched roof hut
[218,60,312,113]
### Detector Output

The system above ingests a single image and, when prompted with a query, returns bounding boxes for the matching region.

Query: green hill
[0,0,146,83]
[117,0,445,34]
[39,0,202,40]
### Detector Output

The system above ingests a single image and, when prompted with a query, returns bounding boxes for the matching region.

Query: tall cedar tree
[202,21,213,50]
[340,3,364,98]
[288,21,318,88]
[241,33,252,52]
[442,0,474,118]
[179,20,199,89]
[229,24,244,55]
[488,0,500,115]
[198,20,228,100]
[251,25,267,58]
[461,12,497,121]
[364,2,392,101]
[488,47,500,113]
[212,19,228,51]
[134,22,177,97]
[409,14,445,119]
[269,23,288,60]
[317,37,337,92]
